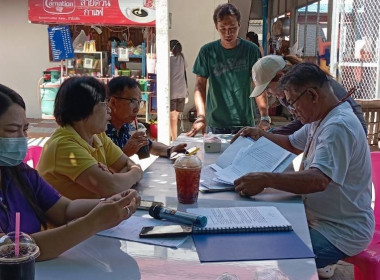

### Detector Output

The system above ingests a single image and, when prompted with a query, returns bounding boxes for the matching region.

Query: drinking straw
[134,118,138,130]
[15,212,20,257]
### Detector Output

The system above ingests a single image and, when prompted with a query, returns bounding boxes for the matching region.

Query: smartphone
[139,225,193,238]
[138,200,164,211]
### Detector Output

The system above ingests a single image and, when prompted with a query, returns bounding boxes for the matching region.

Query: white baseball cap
[250,55,286,98]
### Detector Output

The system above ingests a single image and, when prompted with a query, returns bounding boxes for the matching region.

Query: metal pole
[303,0,309,58]
[315,0,321,57]
[330,0,340,78]
[262,0,268,55]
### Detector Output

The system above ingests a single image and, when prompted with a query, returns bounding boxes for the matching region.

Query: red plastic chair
[345,151,380,280]
[23,146,43,168]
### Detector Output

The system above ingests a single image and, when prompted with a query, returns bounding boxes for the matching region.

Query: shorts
[170,98,185,112]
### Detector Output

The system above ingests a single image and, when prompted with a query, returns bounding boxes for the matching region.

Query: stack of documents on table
[200,136,296,192]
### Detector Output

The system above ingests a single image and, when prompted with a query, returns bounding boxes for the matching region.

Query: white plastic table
[36,134,318,280]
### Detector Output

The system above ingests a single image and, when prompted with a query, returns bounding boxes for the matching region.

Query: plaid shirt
[106,122,152,150]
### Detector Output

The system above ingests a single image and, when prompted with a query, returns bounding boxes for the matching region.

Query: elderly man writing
[232,63,374,278]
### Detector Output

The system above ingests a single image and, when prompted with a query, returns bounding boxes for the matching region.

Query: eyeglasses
[287,87,316,111]
[114,97,144,109]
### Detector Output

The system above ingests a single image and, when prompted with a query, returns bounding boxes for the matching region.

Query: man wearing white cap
[250,55,367,135]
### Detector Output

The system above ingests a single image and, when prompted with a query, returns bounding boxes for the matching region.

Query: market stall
[28,0,157,122]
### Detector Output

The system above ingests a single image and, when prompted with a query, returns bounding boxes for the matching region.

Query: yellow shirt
[37,125,123,200]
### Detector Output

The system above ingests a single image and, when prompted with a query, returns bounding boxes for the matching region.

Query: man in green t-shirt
[187,3,270,136]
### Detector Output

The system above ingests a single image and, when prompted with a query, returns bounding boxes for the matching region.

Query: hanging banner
[28,0,156,26]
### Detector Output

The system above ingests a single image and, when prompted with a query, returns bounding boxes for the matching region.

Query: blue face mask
[0,137,28,167]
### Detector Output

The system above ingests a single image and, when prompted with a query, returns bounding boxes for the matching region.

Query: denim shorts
[309,228,348,268]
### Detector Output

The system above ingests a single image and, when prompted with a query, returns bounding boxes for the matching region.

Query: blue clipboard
[192,231,315,262]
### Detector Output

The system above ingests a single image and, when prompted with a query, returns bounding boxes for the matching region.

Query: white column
[156,0,170,145]
[329,0,339,79]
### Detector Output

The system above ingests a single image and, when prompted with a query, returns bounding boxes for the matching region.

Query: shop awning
[28,0,156,26]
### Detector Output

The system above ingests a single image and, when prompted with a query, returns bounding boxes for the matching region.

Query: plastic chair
[23,146,43,168]
[344,151,380,280]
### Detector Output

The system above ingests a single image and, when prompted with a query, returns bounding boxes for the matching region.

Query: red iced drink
[174,155,202,204]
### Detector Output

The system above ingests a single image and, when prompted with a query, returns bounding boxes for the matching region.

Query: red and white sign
[28,0,156,26]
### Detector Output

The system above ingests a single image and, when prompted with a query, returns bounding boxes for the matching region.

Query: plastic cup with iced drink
[173,155,202,204]
[0,231,40,280]
[131,122,150,159]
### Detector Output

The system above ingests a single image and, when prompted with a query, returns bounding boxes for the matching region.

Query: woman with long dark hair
[169,39,187,140]
[0,83,140,261]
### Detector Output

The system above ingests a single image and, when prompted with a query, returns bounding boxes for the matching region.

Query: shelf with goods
[136,75,156,123]
[111,42,146,78]
[66,51,107,77]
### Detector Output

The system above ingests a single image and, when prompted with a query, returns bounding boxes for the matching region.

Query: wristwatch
[260,116,271,123]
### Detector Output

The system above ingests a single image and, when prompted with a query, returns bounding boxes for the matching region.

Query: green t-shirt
[193,39,261,128]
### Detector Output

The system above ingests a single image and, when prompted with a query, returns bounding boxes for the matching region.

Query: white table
[36,134,318,280]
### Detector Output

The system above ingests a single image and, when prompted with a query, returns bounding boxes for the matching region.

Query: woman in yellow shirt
[38,76,143,200]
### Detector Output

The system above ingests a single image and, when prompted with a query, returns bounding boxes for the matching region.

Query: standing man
[186,3,269,136]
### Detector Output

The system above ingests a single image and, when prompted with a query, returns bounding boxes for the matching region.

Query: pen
[187,147,200,156]
[267,127,274,133]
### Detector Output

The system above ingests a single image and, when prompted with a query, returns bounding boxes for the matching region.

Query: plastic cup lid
[0,232,40,263]
[173,155,202,169]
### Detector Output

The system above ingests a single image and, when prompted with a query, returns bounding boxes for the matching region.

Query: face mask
[0,137,28,167]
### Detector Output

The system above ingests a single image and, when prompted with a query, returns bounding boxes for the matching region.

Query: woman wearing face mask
[0,84,141,260]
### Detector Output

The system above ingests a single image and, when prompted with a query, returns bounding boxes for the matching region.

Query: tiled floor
[27,117,355,279]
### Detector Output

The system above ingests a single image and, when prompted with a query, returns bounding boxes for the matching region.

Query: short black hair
[54,76,107,126]
[107,76,140,99]
[279,63,329,90]
[0,84,25,117]
[108,36,121,43]
[246,31,260,47]
[213,3,240,25]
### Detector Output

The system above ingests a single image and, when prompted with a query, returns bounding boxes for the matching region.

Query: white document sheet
[214,137,295,185]
[188,206,292,232]
[97,215,189,248]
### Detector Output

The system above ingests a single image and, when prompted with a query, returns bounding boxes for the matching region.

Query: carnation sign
[29,0,156,26]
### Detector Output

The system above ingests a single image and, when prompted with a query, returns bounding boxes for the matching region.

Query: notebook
[187,207,314,262]
[188,206,292,233]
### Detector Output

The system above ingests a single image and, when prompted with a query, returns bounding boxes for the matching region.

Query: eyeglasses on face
[287,87,316,111]
[114,97,144,109]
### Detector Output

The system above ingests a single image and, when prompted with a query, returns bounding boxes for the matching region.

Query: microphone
[149,205,207,228]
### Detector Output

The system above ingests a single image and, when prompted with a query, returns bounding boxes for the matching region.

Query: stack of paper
[200,136,296,191]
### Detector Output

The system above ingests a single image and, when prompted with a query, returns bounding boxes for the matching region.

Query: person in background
[106,76,187,158]
[107,36,121,73]
[250,55,367,135]
[232,63,374,279]
[246,31,264,56]
[186,3,268,136]
[0,83,140,261]
[38,77,143,200]
[169,39,188,140]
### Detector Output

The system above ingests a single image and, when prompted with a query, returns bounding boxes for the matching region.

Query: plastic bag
[73,30,87,52]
